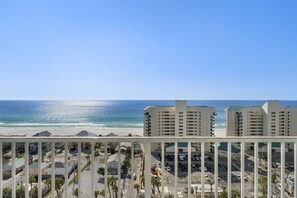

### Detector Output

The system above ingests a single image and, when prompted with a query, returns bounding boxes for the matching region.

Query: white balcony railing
[0,136,296,198]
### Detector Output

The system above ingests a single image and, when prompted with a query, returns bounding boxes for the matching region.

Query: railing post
[51,142,55,197]
[118,142,122,198]
[0,142,2,198]
[227,142,232,198]
[64,142,69,198]
[25,142,29,198]
[12,142,16,198]
[131,142,135,197]
[254,142,258,198]
[104,142,108,198]
[161,142,165,197]
[201,142,205,198]
[144,141,151,198]
[240,142,245,198]
[78,142,81,198]
[91,142,95,197]
[295,142,297,198]
[187,143,191,198]
[267,142,272,198]
[38,142,42,198]
[281,142,285,198]
[214,142,219,198]
[174,141,178,197]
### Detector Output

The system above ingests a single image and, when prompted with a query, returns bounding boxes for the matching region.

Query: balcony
[0,136,296,198]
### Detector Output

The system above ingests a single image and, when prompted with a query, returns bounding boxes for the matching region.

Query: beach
[0,127,226,137]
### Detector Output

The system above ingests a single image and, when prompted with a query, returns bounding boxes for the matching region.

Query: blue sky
[0,1,297,100]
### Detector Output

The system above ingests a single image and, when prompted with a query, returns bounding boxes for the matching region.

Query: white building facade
[144,100,216,151]
[226,100,297,150]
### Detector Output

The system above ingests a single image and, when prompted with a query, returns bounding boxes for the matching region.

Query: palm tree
[99,189,105,197]
[112,185,118,198]
[94,190,100,198]
[29,175,36,197]
[73,188,79,198]
[231,189,240,197]
[220,187,228,198]
[3,187,11,198]
[42,152,47,162]
[272,173,277,183]
[16,184,25,198]
[194,186,198,198]
[134,183,140,196]
[97,167,105,176]
[151,177,161,197]
[85,154,91,170]
[259,176,267,197]
[140,176,144,188]
[208,180,214,197]
[107,176,116,198]
[29,175,36,189]
[31,185,38,198]
[45,177,65,198]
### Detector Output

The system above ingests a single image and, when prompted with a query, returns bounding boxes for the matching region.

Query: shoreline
[0,126,226,137]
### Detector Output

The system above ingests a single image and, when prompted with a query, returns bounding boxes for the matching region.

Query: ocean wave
[0,122,144,128]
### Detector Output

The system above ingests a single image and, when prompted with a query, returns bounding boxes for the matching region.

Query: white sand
[0,127,226,137]
[0,127,143,136]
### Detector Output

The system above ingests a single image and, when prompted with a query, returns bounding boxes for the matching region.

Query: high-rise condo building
[143,100,216,151]
[226,100,297,151]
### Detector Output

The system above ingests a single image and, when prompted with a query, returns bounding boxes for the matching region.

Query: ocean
[1,100,297,129]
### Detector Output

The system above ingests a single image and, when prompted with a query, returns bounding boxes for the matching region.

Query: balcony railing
[0,136,297,198]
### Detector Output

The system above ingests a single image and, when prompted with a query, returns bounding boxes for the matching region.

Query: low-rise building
[104,153,126,176]
[46,161,76,177]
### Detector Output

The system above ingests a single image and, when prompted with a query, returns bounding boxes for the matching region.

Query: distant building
[76,130,97,137]
[104,153,126,176]
[29,131,52,154]
[33,131,52,137]
[76,130,97,150]
[29,162,49,176]
[143,100,216,151]
[226,100,297,150]
[46,161,76,177]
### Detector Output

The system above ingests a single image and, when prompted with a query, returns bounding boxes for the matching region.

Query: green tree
[94,190,100,198]
[107,176,116,198]
[16,185,25,198]
[194,186,198,198]
[112,185,118,198]
[31,185,38,198]
[220,187,227,198]
[29,175,36,197]
[99,189,105,197]
[73,188,79,198]
[97,167,105,176]
[3,187,12,198]
[231,189,240,197]
[42,152,47,162]
[151,177,161,197]
[208,180,214,197]
[46,177,65,198]
[29,175,36,189]
[86,155,90,169]
[259,176,267,197]
[134,183,140,195]
[272,173,277,183]
[140,176,145,188]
